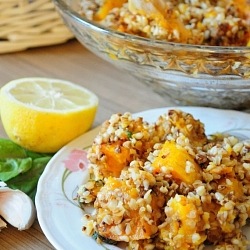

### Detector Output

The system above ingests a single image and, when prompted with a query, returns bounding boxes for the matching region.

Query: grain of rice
[215,192,224,202]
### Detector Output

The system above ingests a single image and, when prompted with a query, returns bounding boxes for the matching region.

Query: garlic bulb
[0,185,36,230]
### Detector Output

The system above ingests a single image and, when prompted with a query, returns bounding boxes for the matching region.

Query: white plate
[36,107,250,250]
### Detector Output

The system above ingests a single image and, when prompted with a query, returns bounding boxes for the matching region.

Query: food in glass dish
[79,0,250,46]
[77,109,250,249]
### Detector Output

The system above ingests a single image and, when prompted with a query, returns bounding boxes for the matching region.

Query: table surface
[0,39,174,250]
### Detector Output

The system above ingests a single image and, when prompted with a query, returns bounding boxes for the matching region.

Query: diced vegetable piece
[128,0,191,43]
[100,142,131,177]
[152,141,202,184]
[159,195,207,249]
[94,0,127,21]
[218,177,244,200]
[95,176,161,241]
[128,0,167,16]
[233,0,250,18]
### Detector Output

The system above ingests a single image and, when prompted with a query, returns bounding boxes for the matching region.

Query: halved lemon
[0,77,98,153]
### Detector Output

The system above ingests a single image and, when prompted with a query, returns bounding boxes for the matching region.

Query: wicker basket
[0,0,74,54]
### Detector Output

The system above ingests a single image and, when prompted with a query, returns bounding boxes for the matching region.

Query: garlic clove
[0,187,36,230]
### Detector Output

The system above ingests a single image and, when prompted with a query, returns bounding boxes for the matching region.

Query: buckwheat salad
[77,109,250,250]
[78,0,250,46]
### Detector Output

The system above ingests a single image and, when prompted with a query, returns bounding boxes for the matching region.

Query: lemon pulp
[0,77,98,153]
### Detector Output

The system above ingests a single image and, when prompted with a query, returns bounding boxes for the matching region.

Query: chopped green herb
[126,130,132,139]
